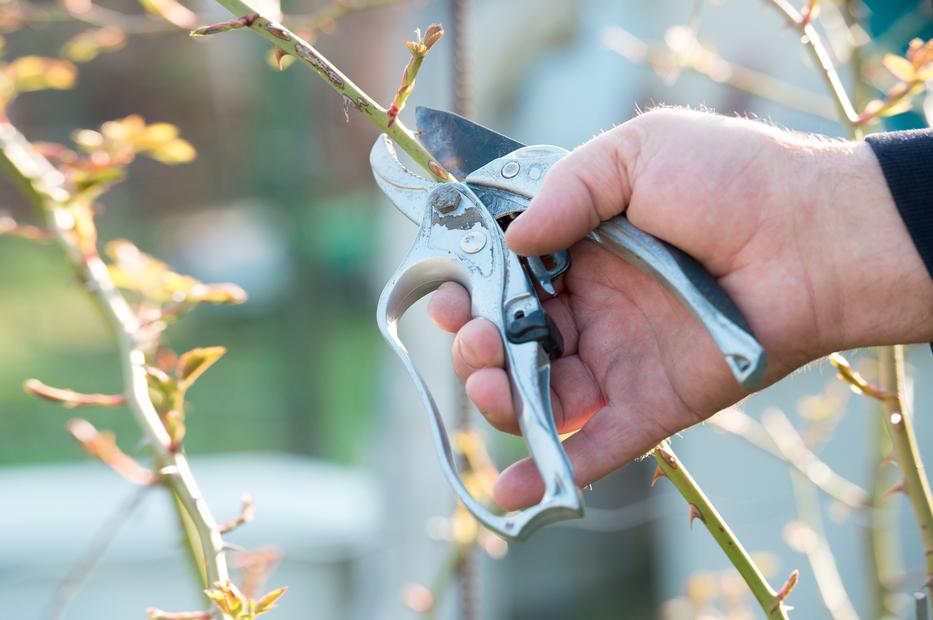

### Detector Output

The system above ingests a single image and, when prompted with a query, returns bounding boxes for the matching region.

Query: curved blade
[416,107,524,179]
[370,134,434,224]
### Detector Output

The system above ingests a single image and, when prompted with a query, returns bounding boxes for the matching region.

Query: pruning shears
[370,107,767,541]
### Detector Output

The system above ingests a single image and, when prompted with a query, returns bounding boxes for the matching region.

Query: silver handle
[588,217,766,389]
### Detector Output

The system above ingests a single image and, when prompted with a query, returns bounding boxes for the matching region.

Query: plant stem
[788,470,859,620]
[710,408,869,508]
[867,411,901,619]
[879,345,933,593]
[771,0,933,599]
[601,25,838,121]
[652,442,791,619]
[767,0,860,137]
[0,121,232,618]
[200,0,453,182]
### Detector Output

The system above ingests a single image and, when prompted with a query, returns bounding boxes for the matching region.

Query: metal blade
[416,107,525,179]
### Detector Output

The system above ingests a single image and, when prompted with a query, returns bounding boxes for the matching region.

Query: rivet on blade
[501,161,520,178]
[460,231,487,254]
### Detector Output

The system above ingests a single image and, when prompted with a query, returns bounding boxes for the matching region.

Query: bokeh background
[1,0,933,618]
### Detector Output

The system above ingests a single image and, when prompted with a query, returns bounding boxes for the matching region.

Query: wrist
[809,140,933,351]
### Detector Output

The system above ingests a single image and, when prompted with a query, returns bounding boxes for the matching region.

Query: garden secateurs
[370,107,767,541]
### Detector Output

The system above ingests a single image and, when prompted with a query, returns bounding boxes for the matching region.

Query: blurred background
[1,0,932,618]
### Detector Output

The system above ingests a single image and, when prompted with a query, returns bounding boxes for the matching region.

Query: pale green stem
[198,0,453,182]
[761,406,859,620]
[770,0,933,597]
[879,346,933,593]
[0,122,231,618]
[766,0,860,137]
[710,408,869,508]
[788,470,859,620]
[868,412,901,619]
[652,443,792,619]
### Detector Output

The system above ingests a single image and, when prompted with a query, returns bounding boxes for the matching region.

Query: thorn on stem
[650,465,665,487]
[688,504,703,529]
[883,481,908,499]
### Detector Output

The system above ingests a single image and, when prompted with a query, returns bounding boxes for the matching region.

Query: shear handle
[588,218,766,388]
[376,183,583,540]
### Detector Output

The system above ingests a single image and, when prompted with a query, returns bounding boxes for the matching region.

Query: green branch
[0,121,233,619]
[652,443,794,619]
[767,0,860,138]
[193,0,453,182]
[879,346,933,592]
[774,0,933,594]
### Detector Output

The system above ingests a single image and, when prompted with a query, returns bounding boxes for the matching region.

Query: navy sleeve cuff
[866,129,933,283]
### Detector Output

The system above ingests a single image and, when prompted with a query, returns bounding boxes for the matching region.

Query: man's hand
[426,108,933,510]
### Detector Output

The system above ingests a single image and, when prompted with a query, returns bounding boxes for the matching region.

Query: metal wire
[449,1,477,619]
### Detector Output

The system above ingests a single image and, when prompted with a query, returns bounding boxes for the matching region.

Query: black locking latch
[505,309,564,359]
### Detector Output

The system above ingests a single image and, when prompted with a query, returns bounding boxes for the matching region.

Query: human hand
[427,108,933,510]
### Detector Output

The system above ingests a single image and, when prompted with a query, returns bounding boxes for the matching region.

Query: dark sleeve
[866,129,933,282]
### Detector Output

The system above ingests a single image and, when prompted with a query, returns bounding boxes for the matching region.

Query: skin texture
[426,108,933,511]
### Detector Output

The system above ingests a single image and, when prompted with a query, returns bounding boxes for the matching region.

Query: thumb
[504,128,636,256]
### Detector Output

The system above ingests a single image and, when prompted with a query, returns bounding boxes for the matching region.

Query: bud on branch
[191,13,258,36]
[386,23,444,128]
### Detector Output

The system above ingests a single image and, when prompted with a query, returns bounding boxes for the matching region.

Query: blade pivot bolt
[431,186,462,213]
[501,161,520,178]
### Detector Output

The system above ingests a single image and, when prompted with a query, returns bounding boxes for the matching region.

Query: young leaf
[177,346,227,391]
[255,586,287,615]
[882,53,916,82]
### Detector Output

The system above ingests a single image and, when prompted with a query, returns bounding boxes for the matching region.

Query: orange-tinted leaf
[882,53,916,82]
[176,346,226,390]
[255,586,287,615]
[146,138,196,164]
[5,56,77,93]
